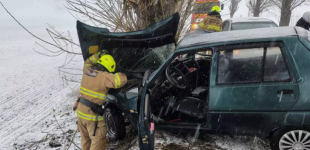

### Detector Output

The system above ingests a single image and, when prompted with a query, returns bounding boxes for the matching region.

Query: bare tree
[1,0,223,82]
[65,0,199,42]
[247,0,273,17]
[229,0,242,18]
[270,0,308,26]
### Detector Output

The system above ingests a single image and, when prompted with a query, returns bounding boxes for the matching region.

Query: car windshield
[194,2,219,14]
[113,44,175,72]
[231,22,278,30]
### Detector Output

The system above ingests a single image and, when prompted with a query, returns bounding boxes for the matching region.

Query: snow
[15,132,47,145]
[295,26,310,42]
[177,27,297,49]
[227,17,275,23]
[0,27,82,150]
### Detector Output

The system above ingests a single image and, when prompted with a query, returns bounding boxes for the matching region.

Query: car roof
[225,17,275,23]
[177,27,308,49]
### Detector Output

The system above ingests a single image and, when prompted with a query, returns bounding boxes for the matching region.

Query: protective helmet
[97,54,116,72]
[211,5,220,13]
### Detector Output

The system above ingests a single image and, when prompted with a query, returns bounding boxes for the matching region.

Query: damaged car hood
[77,13,180,76]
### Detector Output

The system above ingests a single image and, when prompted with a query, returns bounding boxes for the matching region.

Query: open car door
[138,70,154,150]
[77,13,180,80]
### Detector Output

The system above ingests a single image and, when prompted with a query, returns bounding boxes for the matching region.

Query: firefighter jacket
[198,15,223,32]
[77,53,127,121]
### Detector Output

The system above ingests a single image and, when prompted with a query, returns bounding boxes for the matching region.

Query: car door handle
[277,89,294,94]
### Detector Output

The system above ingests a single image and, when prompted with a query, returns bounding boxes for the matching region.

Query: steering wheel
[165,65,188,89]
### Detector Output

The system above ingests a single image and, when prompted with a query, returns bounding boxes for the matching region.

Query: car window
[217,44,290,84]
[114,43,175,72]
[218,48,264,84]
[195,51,212,58]
[231,22,277,31]
[264,47,290,82]
[222,21,229,31]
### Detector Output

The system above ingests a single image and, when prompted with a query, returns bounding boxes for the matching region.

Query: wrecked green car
[77,13,310,150]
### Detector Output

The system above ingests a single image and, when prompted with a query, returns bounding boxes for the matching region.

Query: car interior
[148,50,212,124]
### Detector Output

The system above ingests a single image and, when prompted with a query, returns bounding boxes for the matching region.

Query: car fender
[262,112,310,138]
[104,96,139,131]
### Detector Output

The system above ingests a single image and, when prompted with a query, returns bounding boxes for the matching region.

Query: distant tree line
[230,0,310,26]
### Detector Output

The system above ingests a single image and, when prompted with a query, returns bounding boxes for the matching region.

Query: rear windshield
[194,2,219,14]
[231,22,277,31]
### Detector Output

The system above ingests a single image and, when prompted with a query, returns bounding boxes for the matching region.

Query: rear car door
[209,42,299,135]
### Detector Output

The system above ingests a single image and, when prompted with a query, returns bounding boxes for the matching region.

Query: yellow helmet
[211,5,220,13]
[97,54,116,72]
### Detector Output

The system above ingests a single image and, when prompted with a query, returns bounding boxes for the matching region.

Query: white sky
[0,0,309,29]
[0,0,76,29]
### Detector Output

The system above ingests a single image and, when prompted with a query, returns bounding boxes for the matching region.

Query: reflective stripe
[90,55,97,63]
[80,87,107,100]
[207,25,221,31]
[114,73,121,88]
[84,64,92,68]
[77,110,104,121]
[199,22,204,27]
[199,22,221,31]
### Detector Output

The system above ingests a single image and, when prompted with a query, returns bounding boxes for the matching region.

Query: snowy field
[0,27,271,150]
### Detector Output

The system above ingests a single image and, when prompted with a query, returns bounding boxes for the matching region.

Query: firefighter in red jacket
[73,51,127,150]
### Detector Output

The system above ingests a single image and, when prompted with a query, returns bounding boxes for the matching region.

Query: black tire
[270,128,310,150]
[104,108,126,141]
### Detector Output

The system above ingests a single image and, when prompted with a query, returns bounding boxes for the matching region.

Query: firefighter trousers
[78,117,107,150]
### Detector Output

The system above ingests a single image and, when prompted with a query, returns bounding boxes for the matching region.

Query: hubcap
[279,130,310,150]
[105,113,116,138]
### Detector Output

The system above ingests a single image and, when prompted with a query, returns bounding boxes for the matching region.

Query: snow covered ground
[0,27,271,150]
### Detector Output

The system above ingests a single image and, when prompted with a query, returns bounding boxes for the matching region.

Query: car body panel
[177,27,296,49]
[138,86,155,150]
[208,39,300,137]
[149,33,310,137]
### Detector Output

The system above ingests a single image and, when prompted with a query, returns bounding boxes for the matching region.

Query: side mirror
[221,4,224,10]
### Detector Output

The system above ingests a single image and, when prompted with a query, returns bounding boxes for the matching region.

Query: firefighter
[198,5,223,32]
[73,50,127,150]
[296,11,310,31]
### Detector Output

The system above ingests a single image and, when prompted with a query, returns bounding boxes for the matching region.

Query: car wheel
[270,128,310,150]
[104,108,126,141]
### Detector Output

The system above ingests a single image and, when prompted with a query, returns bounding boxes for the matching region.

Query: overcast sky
[0,0,76,29]
[0,0,310,30]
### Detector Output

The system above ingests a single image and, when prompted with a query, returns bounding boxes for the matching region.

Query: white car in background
[222,17,278,31]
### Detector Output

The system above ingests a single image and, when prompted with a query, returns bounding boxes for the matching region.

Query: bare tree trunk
[247,0,273,17]
[279,0,292,26]
[271,0,307,26]
[253,0,262,17]
[128,0,178,30]
[230,0,242,18]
